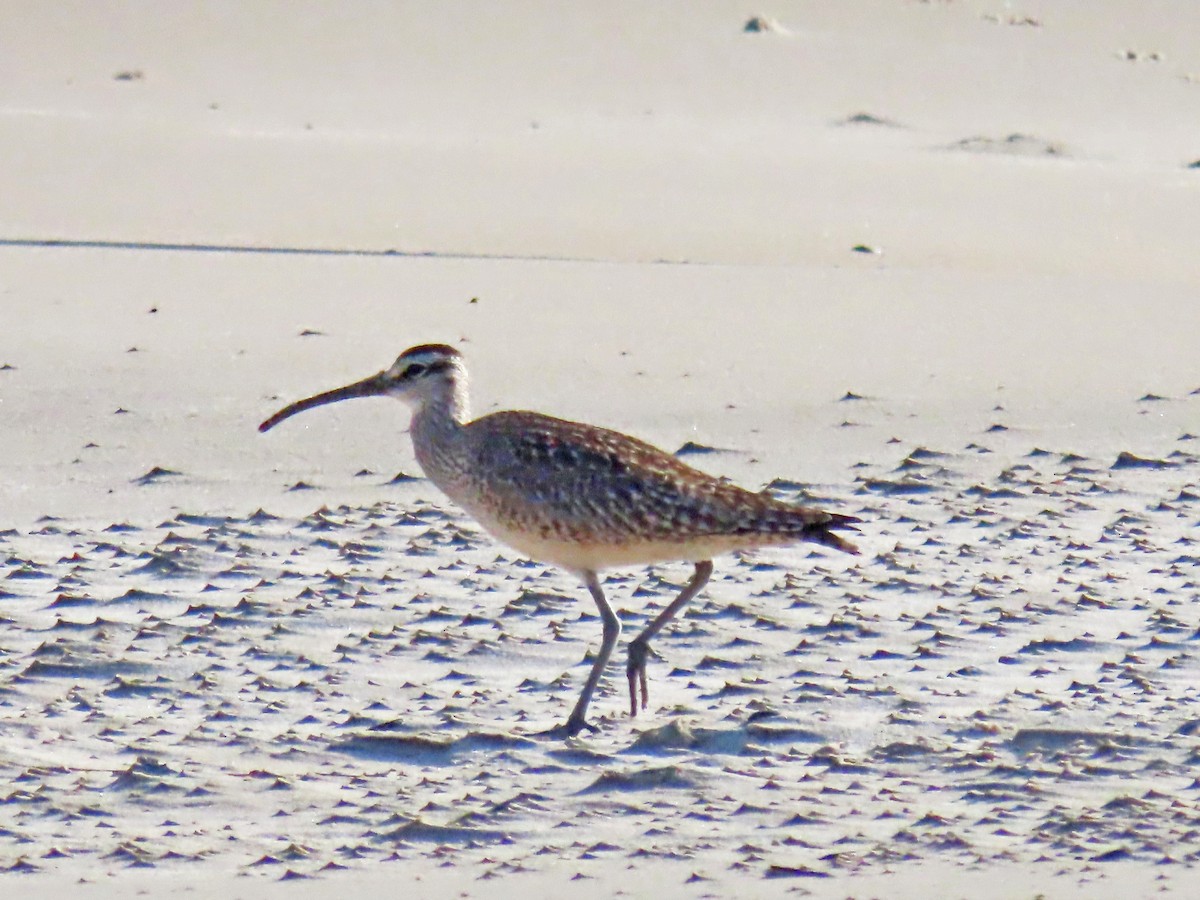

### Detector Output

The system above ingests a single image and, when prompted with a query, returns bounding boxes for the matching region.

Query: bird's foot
[533,715,598,740]
[626,637,652,717]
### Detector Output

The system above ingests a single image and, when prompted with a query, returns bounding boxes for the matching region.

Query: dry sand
[2,3,1198,897]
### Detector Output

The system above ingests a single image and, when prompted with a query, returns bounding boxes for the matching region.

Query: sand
[2,2,1198,897]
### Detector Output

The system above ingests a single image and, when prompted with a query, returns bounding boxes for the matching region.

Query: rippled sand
[3,421,1198,896]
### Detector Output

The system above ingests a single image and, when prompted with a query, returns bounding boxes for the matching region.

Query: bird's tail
[806,512,861,555]
[740,501,861,555]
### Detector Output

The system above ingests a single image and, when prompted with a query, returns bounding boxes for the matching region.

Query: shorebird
[260,344,859,736]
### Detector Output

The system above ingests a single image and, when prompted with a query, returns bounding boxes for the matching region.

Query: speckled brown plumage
[415,409,858,571]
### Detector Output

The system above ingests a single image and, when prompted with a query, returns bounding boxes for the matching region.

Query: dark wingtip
[819,512,862,555]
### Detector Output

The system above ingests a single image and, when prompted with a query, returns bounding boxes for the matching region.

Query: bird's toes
[625,641,653,717]
[555,713,601,739]
[532,718,595,740]
[626,669,640,718]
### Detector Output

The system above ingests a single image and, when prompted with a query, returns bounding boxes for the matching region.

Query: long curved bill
[259,371,389,433]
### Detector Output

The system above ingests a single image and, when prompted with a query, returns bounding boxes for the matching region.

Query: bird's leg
[556,570,620,737]
[626,560,713,717]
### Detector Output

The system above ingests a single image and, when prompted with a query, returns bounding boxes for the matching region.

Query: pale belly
[430,471,791,573]
[467,510,782,573]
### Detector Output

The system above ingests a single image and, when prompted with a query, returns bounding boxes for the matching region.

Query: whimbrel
[260,344,859,736]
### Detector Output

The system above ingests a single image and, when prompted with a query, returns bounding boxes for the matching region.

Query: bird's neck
[409,381,470,483]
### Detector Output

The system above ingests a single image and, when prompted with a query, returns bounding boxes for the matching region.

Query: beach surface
[2,3,1198,897]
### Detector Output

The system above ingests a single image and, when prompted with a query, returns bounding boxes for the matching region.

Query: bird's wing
[467,411,850,545]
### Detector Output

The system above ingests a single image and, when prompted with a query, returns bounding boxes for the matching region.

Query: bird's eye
[403,363,427,378]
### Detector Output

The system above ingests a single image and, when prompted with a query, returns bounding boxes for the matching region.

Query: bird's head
[259,343,466,433]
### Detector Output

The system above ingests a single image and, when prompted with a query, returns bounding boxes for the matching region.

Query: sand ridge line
[0,237,705,267]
